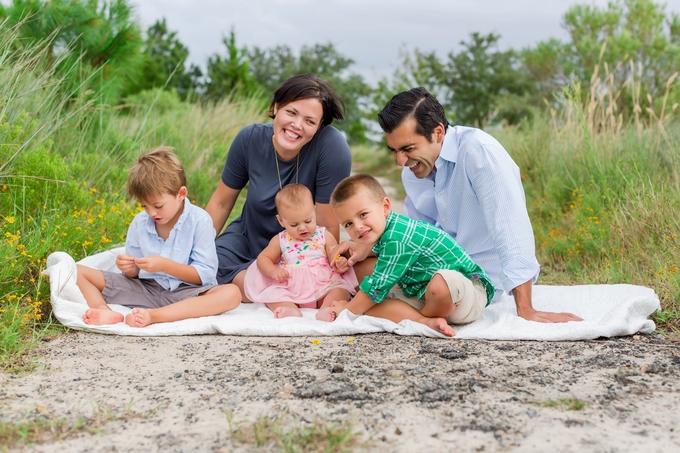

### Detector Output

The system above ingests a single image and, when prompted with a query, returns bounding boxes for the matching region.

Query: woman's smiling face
[272,98,323,159]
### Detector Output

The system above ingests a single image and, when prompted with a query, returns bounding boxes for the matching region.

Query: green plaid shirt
[360,212,494,304]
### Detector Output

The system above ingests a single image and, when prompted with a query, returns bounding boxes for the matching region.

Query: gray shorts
[387,269,488,325]
[101,271,213,309]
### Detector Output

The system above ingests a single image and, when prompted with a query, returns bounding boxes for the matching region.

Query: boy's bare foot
[83,308,124,325]
[125,308,152,328]
[274,306,302,318]
[316,307,336,322]
[421,317,455,337]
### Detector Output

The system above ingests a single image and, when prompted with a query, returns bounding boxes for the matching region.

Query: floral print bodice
[278,226,327,268]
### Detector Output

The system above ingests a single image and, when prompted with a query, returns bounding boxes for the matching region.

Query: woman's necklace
[272,135,299,190]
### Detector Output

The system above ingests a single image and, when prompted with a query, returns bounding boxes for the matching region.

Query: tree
[204,29,259,99]
[444,32,535,128]
[125,18,198,99]
[1,0,144,104]
[524,0,680,116]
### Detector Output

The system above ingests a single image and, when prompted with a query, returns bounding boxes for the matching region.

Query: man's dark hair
[267,73,345,127]
[377,87,449,142]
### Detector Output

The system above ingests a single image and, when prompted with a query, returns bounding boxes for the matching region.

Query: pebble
[386,369,405,378]
[527,409,537,418]
[332,364,344,373]
[540,353,556,361]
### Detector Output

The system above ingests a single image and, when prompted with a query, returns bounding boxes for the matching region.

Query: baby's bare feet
[274,306,302,319]
[316,307,336,322]
[125,308,152,328]
[83,308,123,325]
[422,317,455,337]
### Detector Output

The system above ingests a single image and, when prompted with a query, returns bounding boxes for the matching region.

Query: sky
[132,0,680,84]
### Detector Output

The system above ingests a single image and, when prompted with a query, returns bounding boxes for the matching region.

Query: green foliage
[125,18,200,100]
[205,29,261,100]
[524,0,680,116]
[1,0,145,105]
[371,34,536,129]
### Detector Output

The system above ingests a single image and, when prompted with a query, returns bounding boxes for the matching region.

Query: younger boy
[76,147,241,328]
[330,174,494,337]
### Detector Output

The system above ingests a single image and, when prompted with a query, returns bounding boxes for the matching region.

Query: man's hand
[270,268,290,283]
[330,241,371,267]
[116,254,137,274]
[513,279,583,323]
[134,256,168,273]
[518,307,584,323]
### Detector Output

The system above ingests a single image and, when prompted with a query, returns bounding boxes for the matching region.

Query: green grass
[226,410,366,453]
[542,397,586,411]
[0,401,157,449]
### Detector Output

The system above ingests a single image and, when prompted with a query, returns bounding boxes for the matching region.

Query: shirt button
[441,217,446,222]
[437,192,443,197]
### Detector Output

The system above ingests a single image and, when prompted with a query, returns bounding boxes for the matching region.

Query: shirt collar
[144,197,191,235]
[438,125,458,165]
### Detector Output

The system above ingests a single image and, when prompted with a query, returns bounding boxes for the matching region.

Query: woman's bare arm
[205,180,242,236]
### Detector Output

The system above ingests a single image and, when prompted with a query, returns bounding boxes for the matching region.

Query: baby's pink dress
[244,226,358,307]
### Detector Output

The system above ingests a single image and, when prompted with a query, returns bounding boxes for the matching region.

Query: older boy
[330,174,494,337]
[76,147,240,328]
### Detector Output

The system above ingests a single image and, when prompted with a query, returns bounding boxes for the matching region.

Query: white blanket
[43,249,660,340]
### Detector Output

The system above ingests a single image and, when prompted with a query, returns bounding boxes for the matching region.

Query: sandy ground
[1,332,679,452]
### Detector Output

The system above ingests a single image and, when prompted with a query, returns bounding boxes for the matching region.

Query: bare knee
[426,274,451,304]
[213,284,241,310]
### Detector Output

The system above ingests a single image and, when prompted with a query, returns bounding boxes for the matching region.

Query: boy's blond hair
[275,184,313,212]
[330,174,387,207]
[127,147,186,201]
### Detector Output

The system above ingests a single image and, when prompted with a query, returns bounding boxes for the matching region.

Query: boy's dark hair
[267,73,345,127]
[275,183,313,212]
[330,174,387,208]
[377,87,449,142]
[127,146,186,201]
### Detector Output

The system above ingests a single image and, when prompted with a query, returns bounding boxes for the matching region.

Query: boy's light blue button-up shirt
[125,198,218,291]
[402,126,540,299]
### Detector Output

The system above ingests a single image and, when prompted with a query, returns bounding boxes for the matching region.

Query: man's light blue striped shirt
[402,126,540,300]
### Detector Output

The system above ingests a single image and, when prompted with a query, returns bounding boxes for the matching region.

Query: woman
[205,74,352,300]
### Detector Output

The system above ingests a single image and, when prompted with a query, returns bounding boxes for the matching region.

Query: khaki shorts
[387,269,487,325]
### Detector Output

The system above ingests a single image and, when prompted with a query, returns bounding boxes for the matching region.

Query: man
[341,87,581,323]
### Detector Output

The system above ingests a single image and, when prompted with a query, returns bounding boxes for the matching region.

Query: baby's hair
[127,146,186,201]
[275,184,313,212]
[330,174,387,207]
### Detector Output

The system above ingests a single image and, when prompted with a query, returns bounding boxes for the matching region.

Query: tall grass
[0,23,265,370]
[496,66,680,333]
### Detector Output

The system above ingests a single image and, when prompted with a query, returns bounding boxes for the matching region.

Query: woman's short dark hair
[267,74,345,127]
[377,87,449,142]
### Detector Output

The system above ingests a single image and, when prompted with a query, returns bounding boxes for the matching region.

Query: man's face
[385,117,445,179]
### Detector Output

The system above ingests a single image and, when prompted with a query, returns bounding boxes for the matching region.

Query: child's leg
[265,302,302,319]
[316,288,350,322]
[365,298,455,337]
[126,284,241,328]
[420,273,456,319]
[76,264,124,325]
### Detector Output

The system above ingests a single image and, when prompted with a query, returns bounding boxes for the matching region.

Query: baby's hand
[134,256,166,273]
[332,255,350,273]
[270,268,289,283]
[116,254,137,273]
